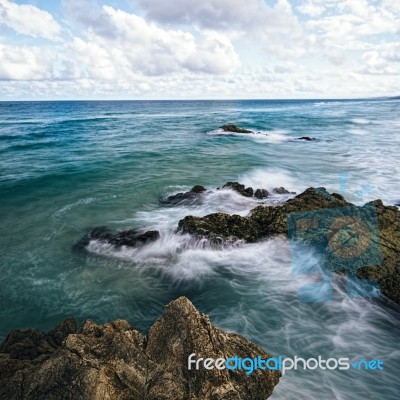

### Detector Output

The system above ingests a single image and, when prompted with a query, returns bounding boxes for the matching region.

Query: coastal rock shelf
[178,187,400,304]
[0,297,280,400]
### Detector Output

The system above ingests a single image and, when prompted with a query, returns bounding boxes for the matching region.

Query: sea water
[0,99,399,399]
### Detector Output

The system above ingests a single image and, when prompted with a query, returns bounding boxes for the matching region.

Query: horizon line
[0,96,398,102]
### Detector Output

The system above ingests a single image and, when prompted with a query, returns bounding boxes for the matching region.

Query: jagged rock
[222,182,254,197]
[219,124,253,134]
[75,227,160,250]
[255,189,269,199]
[297,136,317,141]
[0,297,280,400]
[161,185,207,206]
[178,188,400,304]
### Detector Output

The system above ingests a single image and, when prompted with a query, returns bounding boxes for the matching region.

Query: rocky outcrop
[161,185,207,206]
[75,227,160,250]
[219,124,253,134]
[178,187,400,304]
[0,297,280,400]
[178,187,348,242]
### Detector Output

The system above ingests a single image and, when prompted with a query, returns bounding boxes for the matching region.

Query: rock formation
[178,187,400,304]
[0,297,280,400]
[160,185,207,206]
[219,124,253,134]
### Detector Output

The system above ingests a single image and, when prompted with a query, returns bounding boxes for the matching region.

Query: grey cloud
[61,0,117,38]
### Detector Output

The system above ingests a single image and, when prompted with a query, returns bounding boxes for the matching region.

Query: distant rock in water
[161,185,207,206]
[75,227,160,250]
[0,297,280,400]
[219,124,253,134]
[297,136,317,141]
[178,187,400,304]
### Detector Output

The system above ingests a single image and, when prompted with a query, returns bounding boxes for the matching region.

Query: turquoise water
[0,100,399,399]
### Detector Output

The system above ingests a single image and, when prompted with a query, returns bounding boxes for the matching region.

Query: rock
[75,227,160,250]
[0,297,280,400]
[190,185,207,194]
[179,213,261,243]
[219,124,253,134]
[222,182,254,197]
[273,187,295,195]
[255,188,269,199]
[161,185,207,206]
[297,136,317,141]
[178,187,400,304]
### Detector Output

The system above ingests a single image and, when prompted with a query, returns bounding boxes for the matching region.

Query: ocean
[0,99,399,399]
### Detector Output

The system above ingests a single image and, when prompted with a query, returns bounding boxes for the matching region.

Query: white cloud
[0,0,61,40]
[0,42,53,80]
[69,6,240,78]
[137,0,304,55]
[0,0,399,99]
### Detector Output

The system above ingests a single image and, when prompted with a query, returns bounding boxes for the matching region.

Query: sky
[0,0,399,100]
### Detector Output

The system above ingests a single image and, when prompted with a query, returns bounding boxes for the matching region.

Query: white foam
[351,118,371,125]
[239,168,300,194]
[207,128,291,143]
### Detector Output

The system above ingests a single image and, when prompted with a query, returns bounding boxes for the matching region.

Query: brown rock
[0,297,280,400]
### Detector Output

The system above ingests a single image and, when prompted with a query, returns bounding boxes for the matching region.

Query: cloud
[137,0,304,50]
[68,5,240,78]
[0,0,61,40]
[0,0,399,99]
[0,43,53,80]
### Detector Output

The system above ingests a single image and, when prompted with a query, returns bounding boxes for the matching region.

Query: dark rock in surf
[297,136,317,141]
[219,124,253,134]
[222,182,254,197]
[161,185,207,206]
[273,187,295,195]
[255,188,269,199]
[0,297,280,400]
[75,227,160,250]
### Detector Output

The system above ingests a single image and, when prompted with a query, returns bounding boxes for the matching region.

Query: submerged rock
[161,185,207,206]
[0,297,280,400]
[178,187,400,304]
[75,227,160,250]
[219,124,253,134]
